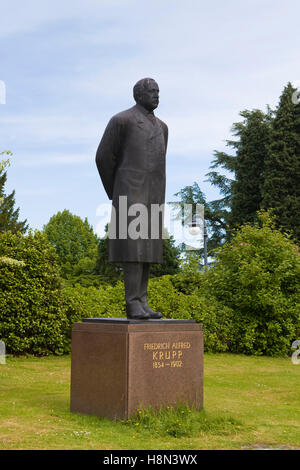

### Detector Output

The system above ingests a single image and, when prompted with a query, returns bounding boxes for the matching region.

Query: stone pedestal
[70,318,203,420]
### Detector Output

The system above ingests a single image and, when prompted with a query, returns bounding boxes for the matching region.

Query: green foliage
[58,213,299,356]
[172,253,204,294]
[0,157,28,234]
[149,275,234,353]
[202,212,300,355]
[0,230,69,355]
[206,107,273,240]
[62,273,111,288]
[0,151,28,267]
[60,271,234,354]
[0,150,12,173]
[229,109,272,229]
[61,282,126,322]
[43,209,98,278]
[1,211,297,357]
[94,224,123,283]
[262,83,300,242]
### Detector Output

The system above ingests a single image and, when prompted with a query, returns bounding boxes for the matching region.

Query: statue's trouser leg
[140,262,150,307]
[123,262,149,318]
[123,262,163,319]
[140,262,163,318]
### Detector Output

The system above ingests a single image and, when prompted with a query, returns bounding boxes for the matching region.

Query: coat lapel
[132,105,156,137]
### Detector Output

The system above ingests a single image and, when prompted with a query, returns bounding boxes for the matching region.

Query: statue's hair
[133,78,157,102]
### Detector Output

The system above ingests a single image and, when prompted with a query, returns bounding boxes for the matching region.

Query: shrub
[59,273,234,354]
[202,212,300,355]
[171,253,204,295]
[0,230,68,355]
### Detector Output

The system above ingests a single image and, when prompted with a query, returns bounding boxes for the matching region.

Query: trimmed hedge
[0,230,68,355]
[60,277,235,354]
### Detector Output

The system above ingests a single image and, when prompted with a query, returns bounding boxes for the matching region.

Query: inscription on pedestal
[144,341,192,368]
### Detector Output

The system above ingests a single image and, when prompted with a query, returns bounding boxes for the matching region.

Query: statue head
[133,78,159,112]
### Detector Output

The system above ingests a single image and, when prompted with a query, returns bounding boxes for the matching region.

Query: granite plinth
[70,318,203,420]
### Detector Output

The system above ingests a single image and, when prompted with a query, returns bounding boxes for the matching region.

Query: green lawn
[0,353,299,450]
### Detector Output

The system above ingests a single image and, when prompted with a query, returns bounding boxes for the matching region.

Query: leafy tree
[94,224,123,283]
[0,151,28,234]
[202,212,300,356]
[43,210,98,278]
[262,82,300,241]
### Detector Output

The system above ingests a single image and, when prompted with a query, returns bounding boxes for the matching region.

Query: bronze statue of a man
[95,78,168,320]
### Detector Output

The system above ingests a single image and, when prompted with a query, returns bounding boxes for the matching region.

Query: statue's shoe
[142,305,163,319]
[126,304,150,320]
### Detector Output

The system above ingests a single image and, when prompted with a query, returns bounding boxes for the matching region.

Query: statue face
[138,81,159,111]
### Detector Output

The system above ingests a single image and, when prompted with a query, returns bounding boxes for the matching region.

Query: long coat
[96,104,168,263]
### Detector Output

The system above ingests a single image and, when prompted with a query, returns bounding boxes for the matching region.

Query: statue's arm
[95,116,124,200]
[158,119,168,152]
[164,124,169,151]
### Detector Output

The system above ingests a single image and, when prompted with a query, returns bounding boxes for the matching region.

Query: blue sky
[1,0,299,237]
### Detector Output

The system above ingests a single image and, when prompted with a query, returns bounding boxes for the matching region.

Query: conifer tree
[262,82,300,241]
[0,170,28,234]
[229,109,272,228]
[207,108,272,236]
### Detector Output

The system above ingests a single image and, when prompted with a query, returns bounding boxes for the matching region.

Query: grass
[0,353,299,450]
